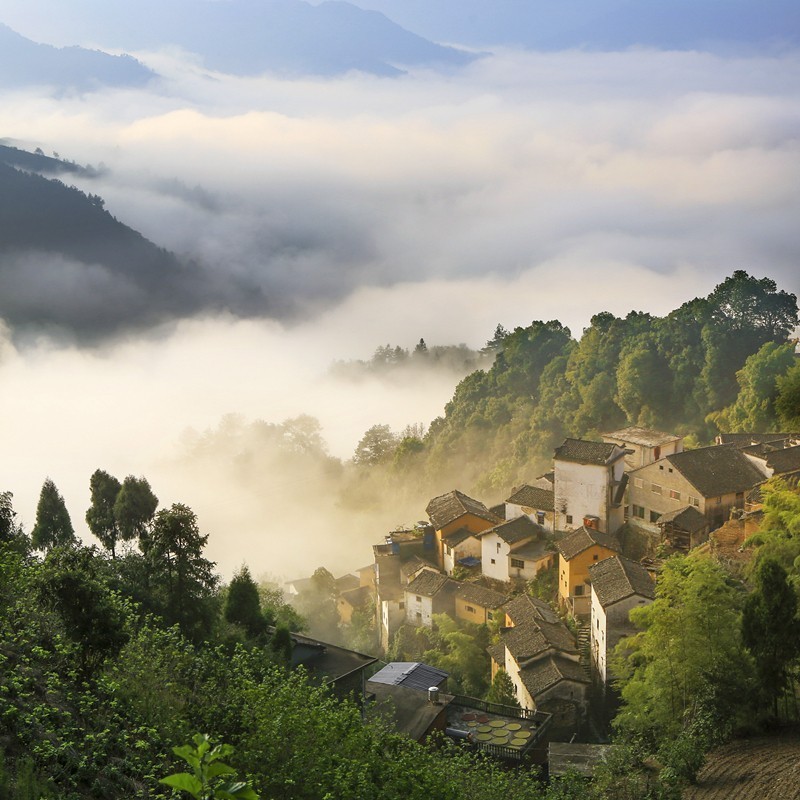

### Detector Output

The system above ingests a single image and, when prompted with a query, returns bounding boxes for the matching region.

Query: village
[285,426,800,771]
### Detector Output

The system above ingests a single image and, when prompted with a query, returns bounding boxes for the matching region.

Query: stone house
[505,484,556,532]
[478,515,552,583]
[553,439,629,534]
[404,568,458,627]
[602,426,683,470]
[588,556,655,685]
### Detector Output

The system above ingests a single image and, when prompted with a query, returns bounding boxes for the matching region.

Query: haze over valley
[1,0,799,581]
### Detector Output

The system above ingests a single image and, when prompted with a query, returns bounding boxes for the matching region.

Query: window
[415,612,422,621]
[490,558,496,565]
[688,495,699,507]
[651,483,662,495]
[566,515,573,524]
[399,602,405,610]
[496,542,501,553]
[465,605,475,613]
[670,489,681,500]
[634,478,643,488]
[668,468,673,473]
[574,585,584,596]
[659,465,664,471]
[487,611,494,620]
[537,512,545,525]
[716,496,722,505]
[632,505,645,519]
[510,558,525,569]
[593,554,599,561]
[415,595,422,602]
[649,510,661,523]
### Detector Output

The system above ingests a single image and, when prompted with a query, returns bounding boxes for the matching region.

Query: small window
[487,611,494,620]
[659,465,664,471]
[566,515,573,524]
[415,595,422,602]
[510,558,525,569]
[634,478,643,488]
[496,542,501,553]
[651,483,662,495]
[668,468,673,473]
[490,558,496,565]
[670,489,680,500]
[649,510,661,523]
[574,585,584,596]
[688,495,699,507]
[399,602,405,610]
[716,496,722,505]
[415,612,422,620]
[465,605,475,613]
[536,512,545,525]
[593,554,599,561]
[633,505,645,519]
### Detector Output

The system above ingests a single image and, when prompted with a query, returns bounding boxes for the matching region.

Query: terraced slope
[684,736,800,800]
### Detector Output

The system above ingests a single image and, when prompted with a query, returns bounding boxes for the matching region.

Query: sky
[1,4,799,580]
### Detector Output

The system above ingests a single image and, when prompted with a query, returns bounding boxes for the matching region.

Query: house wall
[455,596,500,626]
[504,650,535,711]
[538,678,589,710]
[554,459,625,534]
[558,546,618,612]
[505,502,555,532]
[591,590,652,684]
[435,514,495,568]
[508,552,553,582]
[404,589,435,627]
[380,597,406,653]
[604,436,683,470]
[443,536,482,576]
[627,460,748,532]
[481,532,514,582]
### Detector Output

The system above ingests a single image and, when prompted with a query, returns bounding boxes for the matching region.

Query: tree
[413,338,428,356]
[482,324,509,354]
[776,362,800,430]
[148,503,218,641]
[86,468,122,556]
[742,558,800,717]
[485,669,520,708]
[31,478,75,552]
[0,491,26,552]
[353,424,397,465]
[225,565,266,639]
[114,475,158,549]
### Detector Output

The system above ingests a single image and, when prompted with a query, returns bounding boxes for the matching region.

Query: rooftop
[285,630,378,686]
[664,446,766,498]
[554,438,626,466]
[456,582,508,609]
[482,514,544,545]
[556,526,621,561]
[426,489,500,530]
[442,526,480,547]
[518,655,589,698]
[603,426,681,447]
[588,555,655,608]
[717,432,799,448]
[405,569,453,598]
[369,661,449,691]
[400,555,437,582]
[656,505,708,534]
[506,485,556,511]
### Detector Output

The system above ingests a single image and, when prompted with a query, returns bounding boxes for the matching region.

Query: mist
[1,45,799,580]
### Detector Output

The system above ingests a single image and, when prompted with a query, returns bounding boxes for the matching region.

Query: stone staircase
[577,624,591,679]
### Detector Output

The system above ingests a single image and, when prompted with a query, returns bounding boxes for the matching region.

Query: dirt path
[684,736,800,800]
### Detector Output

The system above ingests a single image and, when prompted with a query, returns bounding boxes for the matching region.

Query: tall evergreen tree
[31,478,75,552]
[225,565,266,638]
[114,475,158,550]
[85,469,122,556]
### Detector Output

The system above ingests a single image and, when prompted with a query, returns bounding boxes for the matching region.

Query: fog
[1,45,799,580]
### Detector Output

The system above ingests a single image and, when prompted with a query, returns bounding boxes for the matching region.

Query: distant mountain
[0,150,268,338]
[0,23,154,90]
[340,0,800,51]
[0,0,475,78]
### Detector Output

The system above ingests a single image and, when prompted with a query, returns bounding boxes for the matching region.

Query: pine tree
[31,478,75,552]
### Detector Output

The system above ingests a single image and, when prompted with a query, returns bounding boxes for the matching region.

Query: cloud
[1,45,799,577]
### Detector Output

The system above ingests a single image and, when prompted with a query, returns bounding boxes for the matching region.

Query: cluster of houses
[288,426,800,750]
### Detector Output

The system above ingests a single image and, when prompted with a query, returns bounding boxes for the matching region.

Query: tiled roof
[456,582,508,609]
[603,426,681,447]
[369,661,449,690]
[665,446,765,498]
[761,445,800,476]
[554,438,625,465]
[519,655,589,698]
[400,556,437,581]
[489,503,507,520]
[504,594,561,627]
[335,573,360,593]
[509,539,552,561]
[655,505,708,534]
[426,489,500,530]
[556,526,621,561]
[717,432,798,448]
[482,515,543,545]
[588,556,655,608]
[502,624,553,662]
[487,642,506,667]
[506,485,556,511]
[405,569,451,598]
[339,585,373,609]
[442,526,479,547]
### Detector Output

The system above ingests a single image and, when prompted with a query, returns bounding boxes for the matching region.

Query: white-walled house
[505,485,555,532]
[404,569,457,627]
[479,516,551,583]
[441,527,482,575]
[589,556,655,685]
[553,439,628,534]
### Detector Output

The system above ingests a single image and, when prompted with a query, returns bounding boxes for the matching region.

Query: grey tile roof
[426,489,500,530]
[405,568,451,597]
[554,438,625,465]
[717,432,797,448]
[556,526,621,561]
[504,594,561,627]
[503,595,577,655]
[400,556,437,581]
[442,526,480,547]
[665,446,766,498]
[519,655,589,698]
[456,582,508,609]
[339,585,373,609]
[760,444,800,476]
[506,485,556,511]
[509,539,552,561]
[603,426,681,447]
[487,642,506,666]
[655,505,708,534]
[483,514,544,545]
[369,661,449,690]
[588,556,655,608]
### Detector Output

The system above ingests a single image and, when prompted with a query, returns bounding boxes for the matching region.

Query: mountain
[0,0,476,78]
[0,149,268,339]
[339,0,800,51]
[0,23,154,90]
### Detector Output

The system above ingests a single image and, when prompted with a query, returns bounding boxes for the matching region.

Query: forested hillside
[350,271,798,501]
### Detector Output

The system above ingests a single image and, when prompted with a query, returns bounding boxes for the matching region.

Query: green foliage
[776,361,800,429]
[224,566,266,640]
[485,669,519,708]
[85,469,122,556]
[527,565,557,603]
[0,492,28,554]
[30,478,75,552]
[160,734,258,800]
[114,475,159,549]
[353,424,398,465]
